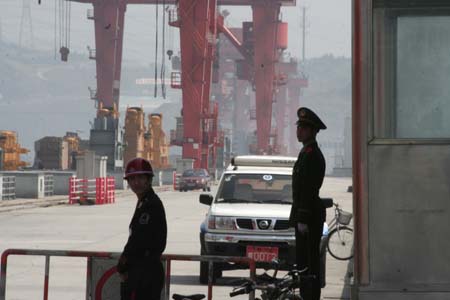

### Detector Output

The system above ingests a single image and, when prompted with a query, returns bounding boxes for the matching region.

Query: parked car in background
[179,168,211,192]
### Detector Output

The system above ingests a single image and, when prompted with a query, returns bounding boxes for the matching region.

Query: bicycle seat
[172,294,205,300]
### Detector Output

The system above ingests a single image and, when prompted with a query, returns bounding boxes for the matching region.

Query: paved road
[0,177,352,300]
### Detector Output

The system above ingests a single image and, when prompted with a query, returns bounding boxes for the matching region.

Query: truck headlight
[208,216,236,230]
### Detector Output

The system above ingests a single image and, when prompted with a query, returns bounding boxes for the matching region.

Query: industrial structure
[146,113,170,169]
[0,131,29,171]
[123,107,170,169]
[34,132,88,170]
[41,0,303,172]
[5,1,449,299]
[34,137,70,170]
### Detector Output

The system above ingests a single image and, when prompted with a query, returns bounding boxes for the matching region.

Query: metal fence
[69,177,115,205]
[1,249,256,300]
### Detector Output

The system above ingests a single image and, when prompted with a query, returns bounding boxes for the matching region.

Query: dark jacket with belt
[117,188,167,274]
[289,141,326,227]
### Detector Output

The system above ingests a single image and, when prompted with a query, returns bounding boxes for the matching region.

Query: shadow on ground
[338,259,353,299]
[170,275,253,286]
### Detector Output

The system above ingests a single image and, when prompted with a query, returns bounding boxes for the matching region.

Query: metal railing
[69,177,115,205]
[171,72,182,89]
[168,7,179,24]
[1,249,256,300]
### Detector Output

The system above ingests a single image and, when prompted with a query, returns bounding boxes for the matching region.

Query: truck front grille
[236,218,253,229]
[236,218,291,230]
[274,220,290,230]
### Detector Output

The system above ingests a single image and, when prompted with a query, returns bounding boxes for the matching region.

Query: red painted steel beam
[113,4,126,109]
[275,85,287,153]
[70,0,295,6]
[216,20,252,62]
[353,0,369,286]
[204,1,218,169]
[178,0,217,169]
[93,1,126,109]
[252,2,281,153]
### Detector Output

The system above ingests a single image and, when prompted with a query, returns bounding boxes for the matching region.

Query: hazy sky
[0,0,351,63]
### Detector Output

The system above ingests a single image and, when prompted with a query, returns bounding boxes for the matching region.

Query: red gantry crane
[42,0,296,169]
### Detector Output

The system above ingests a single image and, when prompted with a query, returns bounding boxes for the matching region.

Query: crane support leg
[252,3,281,153]
[275,85,287,153]
[93,1,126,109]
[178,0,217,169]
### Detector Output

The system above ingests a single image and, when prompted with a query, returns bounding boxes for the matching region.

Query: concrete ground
[0,177,353,300]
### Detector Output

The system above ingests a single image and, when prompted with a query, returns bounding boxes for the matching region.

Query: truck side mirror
[199,194,213,206]
[322,198,333,208]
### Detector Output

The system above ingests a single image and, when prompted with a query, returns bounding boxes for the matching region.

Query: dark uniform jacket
[117,188,167,274]
[289,141,326,226]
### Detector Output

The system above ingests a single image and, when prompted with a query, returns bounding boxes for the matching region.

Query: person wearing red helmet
[117,158,167,300]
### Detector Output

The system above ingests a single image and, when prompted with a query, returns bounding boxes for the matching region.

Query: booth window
[373,2,450,139]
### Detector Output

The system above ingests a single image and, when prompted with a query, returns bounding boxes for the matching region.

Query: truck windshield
[216,174,292,204]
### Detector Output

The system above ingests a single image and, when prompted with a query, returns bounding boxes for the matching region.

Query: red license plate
[246,246,279,262]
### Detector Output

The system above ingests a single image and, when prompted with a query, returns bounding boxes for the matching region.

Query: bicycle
[230,259,314,300]
[326,202,354,260]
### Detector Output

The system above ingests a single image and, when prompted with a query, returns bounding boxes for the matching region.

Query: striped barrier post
[69,177,116,206]
[69,177,77,204]
[106,177,115,204]
[95,178,102,204]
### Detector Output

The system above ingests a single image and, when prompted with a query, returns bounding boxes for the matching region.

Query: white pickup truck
[199,155,329,285]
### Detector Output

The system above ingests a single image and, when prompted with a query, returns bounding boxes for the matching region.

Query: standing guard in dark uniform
[289,107,326,300]
[117,158,167,300]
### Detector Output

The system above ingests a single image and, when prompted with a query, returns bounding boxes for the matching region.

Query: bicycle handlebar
[229,288,248,297]
[230,282,254,297]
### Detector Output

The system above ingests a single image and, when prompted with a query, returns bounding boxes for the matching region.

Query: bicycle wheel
[326,226,354,260]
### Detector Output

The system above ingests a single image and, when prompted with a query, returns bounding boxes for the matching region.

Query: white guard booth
[353,0,450,299]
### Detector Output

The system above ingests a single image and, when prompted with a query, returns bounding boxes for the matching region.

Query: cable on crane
[54,0,57,59]
[58,0,62,50]
[154,0,159,98]
[160,0,167,99]
[56,0,70,61]
[68,0,71,49]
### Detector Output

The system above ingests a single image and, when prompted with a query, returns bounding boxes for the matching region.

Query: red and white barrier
[69,177,115,205]
[0,249,256,300]
[173,172,181,191]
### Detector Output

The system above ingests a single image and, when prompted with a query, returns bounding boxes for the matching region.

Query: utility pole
[19,0,34,49]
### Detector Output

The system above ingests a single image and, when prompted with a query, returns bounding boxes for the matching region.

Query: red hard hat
[124,158,154,179]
